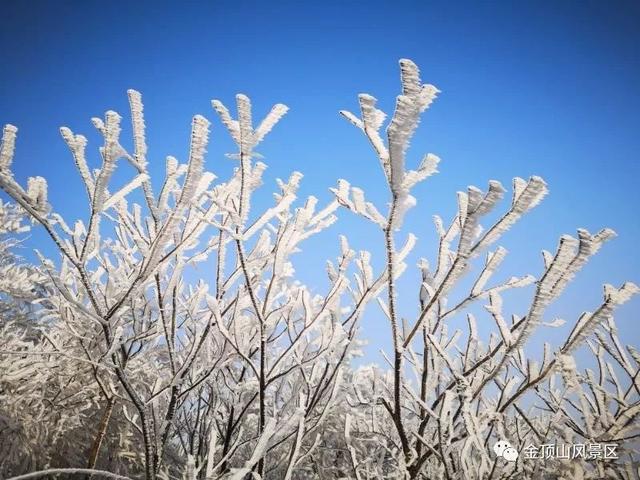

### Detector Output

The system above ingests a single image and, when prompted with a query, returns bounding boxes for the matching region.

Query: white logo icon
[493,440,519,462]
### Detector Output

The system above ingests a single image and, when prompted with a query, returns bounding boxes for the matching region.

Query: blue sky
[1,0,639,358]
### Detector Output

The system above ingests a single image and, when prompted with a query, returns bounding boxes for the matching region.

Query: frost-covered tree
[0,166,148,477]
[0,200,49,473]
[0,59,638,480]
[0,86,372,480]
[336,59,639,479]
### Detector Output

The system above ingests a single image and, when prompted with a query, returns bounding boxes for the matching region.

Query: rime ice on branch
[337,59,639,479]
[0,85,377,480]
[0,60,638,480]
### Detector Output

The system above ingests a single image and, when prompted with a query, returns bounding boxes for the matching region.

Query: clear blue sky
[1,0,638,358]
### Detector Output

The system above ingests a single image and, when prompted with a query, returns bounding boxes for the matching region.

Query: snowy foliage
[0,60,638,480]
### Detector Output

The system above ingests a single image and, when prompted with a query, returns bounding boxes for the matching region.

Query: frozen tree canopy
[0,59,638,480]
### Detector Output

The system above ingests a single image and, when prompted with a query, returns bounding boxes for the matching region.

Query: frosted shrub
[0,60,637,480]
[336,59,639,480]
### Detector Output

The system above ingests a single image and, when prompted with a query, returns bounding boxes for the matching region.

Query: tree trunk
[86,398,115,478]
